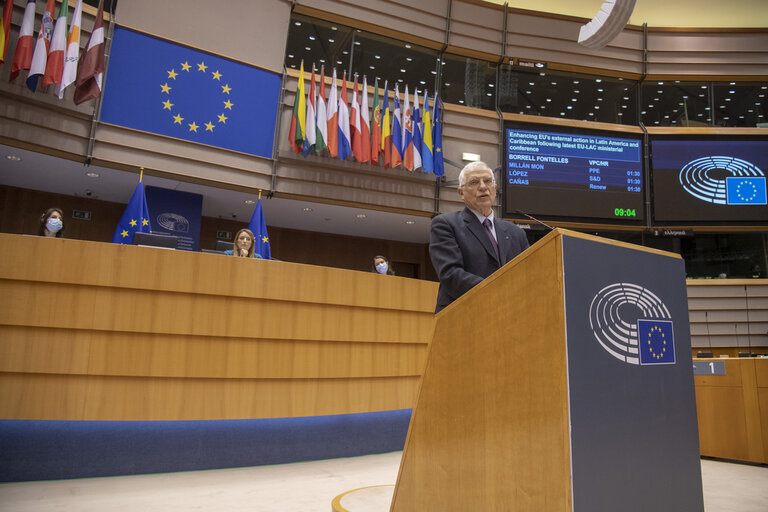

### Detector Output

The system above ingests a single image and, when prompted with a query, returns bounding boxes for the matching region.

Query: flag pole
[258,189,262,200]
[139,167,144,182]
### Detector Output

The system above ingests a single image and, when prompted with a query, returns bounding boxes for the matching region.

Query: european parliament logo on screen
[589,283,676,366]
[101,26,281,158]
[678,156,766,205]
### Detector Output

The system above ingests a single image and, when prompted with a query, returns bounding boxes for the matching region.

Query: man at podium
[429,162,529,312]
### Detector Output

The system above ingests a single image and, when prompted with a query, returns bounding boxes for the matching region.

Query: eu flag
[726,176,767,205]
[247,198,271,259]
[112,180,152,244]
[637,319,675,365]
[100,26,281,158]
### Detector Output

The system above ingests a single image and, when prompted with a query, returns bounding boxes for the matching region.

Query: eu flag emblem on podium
[726,177,767,205]
[637,319,675,365]
[100,26,281,158]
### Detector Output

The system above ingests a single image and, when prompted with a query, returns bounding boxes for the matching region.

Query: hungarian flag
[402,85,413,171]
[288,61,305,153]
[26,0,56,92]
[58,0,82,98]
[315,66,327,154]
[73,0,105,104]
[0,0,13,64]
[349,74,362,161]
[434,93,444,177]
[337,71,351,161]
[412,87,423,171]
[391,84,403,168]
[302,64,316,157]
[359,75,371,163]
[381,80,391,167]
[326,67,338,157]
[9,0,37,82]
[370,78,382,165]
[421,90,434,174]
[42,0,69,87]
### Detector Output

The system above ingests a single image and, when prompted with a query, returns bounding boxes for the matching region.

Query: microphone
[515,209,554,231]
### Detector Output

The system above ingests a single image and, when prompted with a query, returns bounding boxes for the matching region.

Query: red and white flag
[26,0,56,91]
[359,75,371,163]
[42,0,69,87]
[9,0,37,82]
[350,75,362,161]
[58,0,82,98]
[74,0,105,105]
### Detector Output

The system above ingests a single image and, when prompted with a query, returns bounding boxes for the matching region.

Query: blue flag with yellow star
[637,319,676,365]
[112,180,152,244]
[247,198,271,259]
[726,177,767,205]
[100,26,281,158]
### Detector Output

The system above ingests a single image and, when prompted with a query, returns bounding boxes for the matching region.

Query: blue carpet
[0,409,412,482]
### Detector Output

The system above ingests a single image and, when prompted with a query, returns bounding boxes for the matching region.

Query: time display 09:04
[614,208,637,217]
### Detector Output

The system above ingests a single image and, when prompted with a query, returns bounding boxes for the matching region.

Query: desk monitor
[216,241,234,252]
[132,232,178,249]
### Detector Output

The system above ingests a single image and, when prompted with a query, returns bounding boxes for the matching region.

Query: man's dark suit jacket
[430,207,530,313]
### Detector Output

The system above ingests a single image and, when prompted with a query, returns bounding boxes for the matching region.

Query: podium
[391,229,704,512]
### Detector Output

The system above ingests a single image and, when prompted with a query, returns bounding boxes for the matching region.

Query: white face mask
[376,262,388,274]
[46,217,63,233]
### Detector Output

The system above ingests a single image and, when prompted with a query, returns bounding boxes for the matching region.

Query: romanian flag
[421,90,434,174]
[58,0,83,99]
[370,78,381,165]
[10,0,37,81]
[337,71,351,161]
[42,0,69,87]
[382,81,391,166]
[302,64,316,157]
[0,0,13,64]
[350,74,362,161]
[359,74,371,163]
[26,0,56,92]
[391,83,402,168]
[315,66,327,153]
[326,67,338,157]
[412,88,423,172]
[402,85,413,171]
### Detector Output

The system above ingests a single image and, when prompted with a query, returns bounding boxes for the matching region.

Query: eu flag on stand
[112,178,152,244]
[637,319,675,365]
[100,26,280,158]
[247,198,271,259]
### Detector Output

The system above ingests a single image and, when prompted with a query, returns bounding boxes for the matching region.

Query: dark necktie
[483,218,500,261]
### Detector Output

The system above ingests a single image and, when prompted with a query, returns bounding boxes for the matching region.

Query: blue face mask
[46,217,63,233]
[376,262,388,274]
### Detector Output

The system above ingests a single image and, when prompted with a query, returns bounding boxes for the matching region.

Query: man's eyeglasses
[462,177,495,188]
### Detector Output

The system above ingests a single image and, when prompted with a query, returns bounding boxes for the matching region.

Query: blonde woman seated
[225,228,262,258]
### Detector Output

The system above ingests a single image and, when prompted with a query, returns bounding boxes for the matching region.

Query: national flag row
[289,63,444,177]
[0,0,106,104]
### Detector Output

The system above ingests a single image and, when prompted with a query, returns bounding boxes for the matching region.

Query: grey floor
[0,452,766,511]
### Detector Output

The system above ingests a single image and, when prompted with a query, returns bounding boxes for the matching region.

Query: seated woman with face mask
[39,208,64,238]
[371,255,395,275]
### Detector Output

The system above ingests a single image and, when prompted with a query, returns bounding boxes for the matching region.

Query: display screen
[651,138,768,223]
[502,123,644,222]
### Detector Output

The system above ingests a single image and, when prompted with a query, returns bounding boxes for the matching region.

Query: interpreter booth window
[284,14,439,95]
[498,67,639,125]
[680,233,768,279]
[640,81,712,127]
[712,82,767,127]
[439,53,497,111]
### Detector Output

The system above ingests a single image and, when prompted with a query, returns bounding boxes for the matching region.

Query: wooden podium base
[331,485,394,512]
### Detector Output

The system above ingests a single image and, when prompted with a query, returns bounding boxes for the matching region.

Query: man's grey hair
[458,161,495,187]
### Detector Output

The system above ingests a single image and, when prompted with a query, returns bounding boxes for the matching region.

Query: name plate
[693,360,726,375]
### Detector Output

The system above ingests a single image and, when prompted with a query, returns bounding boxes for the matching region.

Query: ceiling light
[405,220,416,225]
[85,171,99,178]
[294,21,301,26]
[244,200,255,205]
[405,44,411,48]
[308,36,315,41]
[595,79,602,83]
[302,207,313,213]
[304,47,310,51]
[6,155,22,161]
[462,152,480,162]
[355,213,367,219]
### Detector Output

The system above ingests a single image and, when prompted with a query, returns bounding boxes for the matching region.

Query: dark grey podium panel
[563,235,704,512]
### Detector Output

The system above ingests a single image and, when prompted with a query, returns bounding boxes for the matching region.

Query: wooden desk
[0,234,438,421]
[694,357,768,463]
